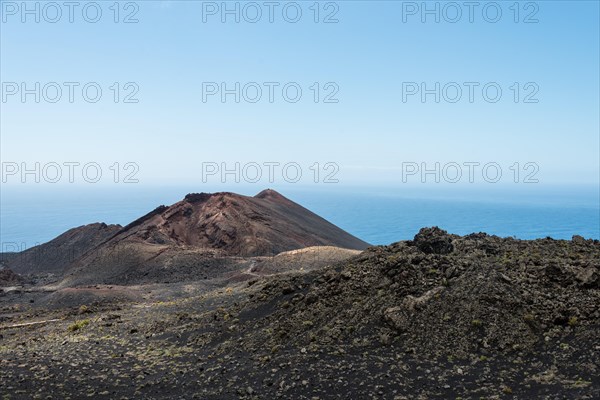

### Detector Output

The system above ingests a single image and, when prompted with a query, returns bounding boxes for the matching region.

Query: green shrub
[68,319,90,332]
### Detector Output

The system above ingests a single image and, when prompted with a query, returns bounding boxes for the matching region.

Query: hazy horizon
[2,183,598,248]
[1,1,599,245]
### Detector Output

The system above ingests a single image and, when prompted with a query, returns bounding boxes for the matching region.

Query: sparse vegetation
[67,319,90,332]
[78,305,91,314]
[502,386,513,394]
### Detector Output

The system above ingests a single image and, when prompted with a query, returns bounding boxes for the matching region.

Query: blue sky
[1,0,599,187]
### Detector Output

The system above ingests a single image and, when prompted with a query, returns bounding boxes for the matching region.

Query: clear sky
[1,0,599,187]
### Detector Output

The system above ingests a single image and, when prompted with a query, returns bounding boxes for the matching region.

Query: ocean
[1,184,598,252]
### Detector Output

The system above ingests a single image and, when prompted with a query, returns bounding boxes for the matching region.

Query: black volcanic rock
[413,226,454,255]
[0,267,23,286]
[0,230,598,398]
[241,232,600,357]
[187,231,599,397]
